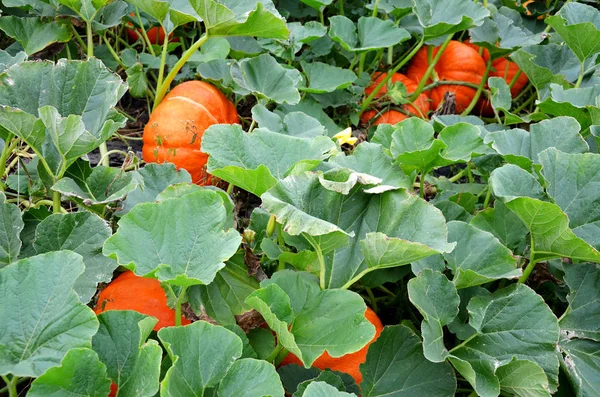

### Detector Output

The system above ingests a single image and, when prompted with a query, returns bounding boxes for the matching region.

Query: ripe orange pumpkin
[279,307,384,384]
[94,271,191,331]
[142,81,239,184]
[406,40,486,113]
[362,109,410,126]
[464,42,529,116]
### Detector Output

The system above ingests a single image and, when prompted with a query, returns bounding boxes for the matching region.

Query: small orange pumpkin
[279,307,384,384]
[362,109,410,126]
[406,40,486,113]
[126,13,177,44]
[142,81,239,184]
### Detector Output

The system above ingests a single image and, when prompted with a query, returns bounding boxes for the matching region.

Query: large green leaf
[27,348,111,397]
[128,0,195,33]
[328,16,410,52]
[537,84,600,133]
[0,16,71,56]
[510,44,575,92]
[539,148,600,229]
[444,221,521,288]
[261,173,454,288]
[558,338,600,397]
[300,61,357,93]
[559,262,600,342]
[408,270,460,362]
[449,284,559,397]
[188,252,259,326]
[92,311,161,397]
[187,0,289,39]
[0,49,27,73]
[32,212,118,304]
[0,193,24,267]
[158,321,243,396]
[202,124,336,196]
[470,200,528,252]
[413,0,489,38]
[546,2,600,63]
[218,358,284,397]
[104,190,241,286]
[495,359,551,397]
[0,251,98,377]
[360,325,456,397]
[485,116,588,169]
[246,270,375,367]
[302,381,356,397]
[489,164,545,201]
[231,54,300,104]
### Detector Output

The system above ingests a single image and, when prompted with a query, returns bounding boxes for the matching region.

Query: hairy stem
[461,60,492,116]
[409,34,453,102]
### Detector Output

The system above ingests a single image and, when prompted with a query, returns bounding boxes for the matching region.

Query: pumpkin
[142,81,239,184]
[362,109,409,126]
[126,13,177,44]
[406,40,487,113]
[279,307,384,384]
[464,42,529,116]
[93,271,191,331]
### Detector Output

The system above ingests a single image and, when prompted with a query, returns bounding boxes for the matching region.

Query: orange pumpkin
[465,42,529,116]
[279,307,384,384]
[362,109,409,126]
[406,40,486,113]
[93,271,191,331]
[126,13,177,44]
[142,81,239,184]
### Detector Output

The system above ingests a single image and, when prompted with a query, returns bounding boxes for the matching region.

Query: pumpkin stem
[460,59,493,116]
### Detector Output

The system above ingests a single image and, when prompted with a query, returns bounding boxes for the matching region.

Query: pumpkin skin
[464,42,529,116]
[279,307,384,384]
[362,109,409,126]
[406,40,486,113]
[142,81,239,184]
[93,271,191,331]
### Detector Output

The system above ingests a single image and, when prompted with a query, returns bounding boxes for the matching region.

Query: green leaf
[537,84,600,132]
[0,59,127,177]
[539,148,600,229]
[546,2,600,63]
[0,194,24,267]
[0,16,71,56]
[202,124,335,196]
[300,61,357,93]
[92,311,162,397]
[328,16,410,52]
[158,321,243,396]
[261,173,454,288]
[438,122,489,162]
[408,270,460,362]
[27,348,111,397]
[560,262,600,342]
[485,117,588,168]
[470,200,528,252]
[328,142,413,192]
[188,252,260,326]
[187,0,289,38]
[510,45,573,91]
[126,63,148,98]
[0,49,26,73]
[413,0,489,38]
[444,221,521,288]
[93,0,129,31]
[32,212,118,304]
[218,358,284,397]
[0,251,98,377]
[128,0,195,32]
[501,197,600,263]
[488,77,512,112]
[496,359,551,397]
[360,325,456,397]
[559,338,600,397]
[53,166,143,206]
[302,382,356,397]
[489,164,545,201]
[231,54,300,104]
[118,163,191,216]
[188,37,231,64]
[247,270,375,367]
[449,284,559,397]
[103,190,241,286]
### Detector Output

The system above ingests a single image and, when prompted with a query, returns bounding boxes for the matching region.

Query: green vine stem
[0,375,19,397]
[422,80,481,92]
[0,136,18,191]
[460,60,492,116]
[175,286,188,326]
[153,33,209,110]
[52,190,62,214]
[305,234,326,290]
[101,34,126,69]
[135,7,156,56]
[408,34,453,102]
[360,36,425,111]
[419,173,425,198]
[156,30,171,96]
[277,223,286,271]
[518,236,537,283]
[574,62,585,89]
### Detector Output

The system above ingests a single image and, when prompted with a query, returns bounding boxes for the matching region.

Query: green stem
[71,25,87,54]
[175,286,188,326]
[0,136,18,191]
[422,80,481,91]
[339,0,344,15]
[371,0,380,16]
[156,28,171,97]
[102,34,126,69]
[408,34,453,102]
[508,69,522,90]
[466,163,474,183]
[154,33,209,110]
[449,332,477,353]
[361,36,425,111]
[319,8,325,25]
[482,188,492,209]
[449,168,467,183]
[366,287,377,312]
[1,375,19,397]
[266,344,284,363]
[135,7,156,56]
[461,60,492,116]
[277,223,286,271]
[306,234,326,290]
[419,173,425,198]
[86,21,94,58]
[519,235,537,283]
[513,91,537,114]
[358,53,366,75]
[574,62,585,89]
[387,46,393,65]
[52,190,62,214]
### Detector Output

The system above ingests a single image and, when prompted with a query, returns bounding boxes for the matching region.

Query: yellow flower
[333,127,358,146]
